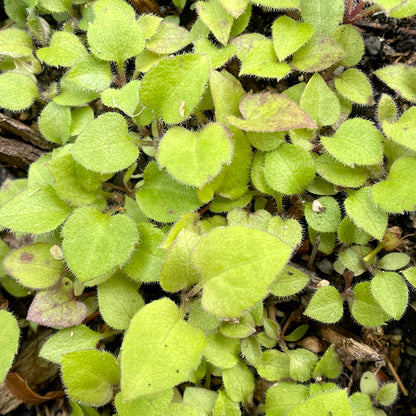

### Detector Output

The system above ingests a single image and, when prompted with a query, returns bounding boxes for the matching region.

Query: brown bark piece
[127,0,162,15]
[317,326,383,362]
[0,114,54,151]
[0,136,44,170]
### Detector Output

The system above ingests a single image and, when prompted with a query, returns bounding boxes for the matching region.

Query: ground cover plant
[0,0,416,414]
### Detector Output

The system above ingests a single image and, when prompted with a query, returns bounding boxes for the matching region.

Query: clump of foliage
[0,0,415,414]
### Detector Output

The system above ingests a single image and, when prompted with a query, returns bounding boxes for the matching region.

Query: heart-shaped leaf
[227,92,316,132]
[304,196,341,233]
[332,24,365,67]
[121,298,206,400]
[0,72,38,111]
[146,20,192,54]
[27,277,88,327]
[73,112,139,174]
[371,157,416,213]
[62,207,139,284]
[157,123,233,187]
[334,68,373,105]
[300,0,344,36]
[87,0,144,65]
[272,15,314,61]
[304,286,344,323]
[37,31,88,67]
[264,143,315,194]
[191,226,292,317]
[100,81,141,116]
[321,118,384,167]
[382,106,416,152]
[0,28,33,58]
[4,243,64,289]
[136,161,202,223]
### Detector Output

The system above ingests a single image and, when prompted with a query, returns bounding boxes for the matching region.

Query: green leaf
[136,162,202,223]
[264,143,315,194]
[338,217,371,245]
[218,0,248,18]
[403,267,416,289]
[47,145,105,206]
[183,387,217,416]
[227,92,316,132]
[382,106,416,152]
[97,272,144,330]
[37,31,87,67]
[304,196,341,233]
[209,69,245,124]
[288,390,352,416]
[300,0,344,36]
[121,298,206,400]
[291,34,345,72]
[157,123,233,188]
[375,64,416,103]
[115,390,172,416]
[61,350,120,406]
[160,228,200,292]
[332,24,365,67]
[378,94,397,124]
[62,207,139,284]
[370,272,408,320]
[351,282,390,327]
[0,186,72,234]
[223,361,255,403]
[87,1,144,65]
[124,223,166,283]
[272,16,314,61]
[267,217,303,249]
[334,68,373,105]
[313,345,342,379]
[246,131,285,152]
[360,371,379,396]
[3,243,64,289]
[378,253,410,270]
[162,402,201,416]
[344,187,388,240]
[0,28,33,58]
[349,392,375,416]
[66,55,112,92]
[0,72,38,111]
[390,1,416,18]
[188,299,222,332]
[203,333,240,369]
[27,13,50,46]
[146,20,192,54]
[39,0,72,13]
[257,349,290,381]
[288,348,317,382]
[101,81,141,116]
[73,112,139,174]
[140,54,210,124]
[321,118,384,167]
[196,0,233,45]
[27,277,88,327]
[252,0,299,8]
[213,390,241,416]
[239,38,291,79]
[54,73,100,106]
[300,73,340,127]
[38,101,71,145]
[4,0,27,22]
[194,39,236,70]
[0,310,19,384]
[313,153,368,187]
[371,157,416,213]
[191,226,292,318]
[376,383,398,406]
[265,382,309,416]
[40,325,109,364]
[304,286,344,324]
[338,245,371,276]
[219,311,256,338]
[270,266,309,297]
